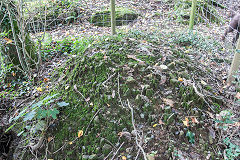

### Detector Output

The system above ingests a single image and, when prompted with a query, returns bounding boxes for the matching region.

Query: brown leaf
[159,119,165,125]
[127,55,145,64]
[47,137,53,142]
[85,97,90,102]
[235,92,240,99]
[183,117,189,127]
[191,117,199,124]
[43,78,49,82]
[163,98,174,107]
[78,130,83,138]
[4,37,13,44]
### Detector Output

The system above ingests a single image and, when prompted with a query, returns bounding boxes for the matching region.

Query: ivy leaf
[57,101,69,107]
[23,110,36,121]
[49,108,59,119]
[186,131,195,143]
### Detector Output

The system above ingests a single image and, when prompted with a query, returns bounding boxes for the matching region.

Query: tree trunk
[0,0,36,75]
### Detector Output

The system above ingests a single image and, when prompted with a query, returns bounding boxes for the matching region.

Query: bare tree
[0,0,40,78]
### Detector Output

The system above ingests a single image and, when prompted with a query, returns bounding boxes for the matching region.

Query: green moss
[90,7,138,27]
[31,30,224,159]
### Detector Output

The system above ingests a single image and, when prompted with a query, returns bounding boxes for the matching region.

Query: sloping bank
[21,30,230,159]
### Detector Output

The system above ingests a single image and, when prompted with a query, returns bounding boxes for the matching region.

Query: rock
[102,144,112,153]
[167,62,175,69]
[146,153,155,160]
[90,8,138,27]
[126,76,136,83]
[89,154,97,159]
[146,89,154,97]
[82,155,90,159]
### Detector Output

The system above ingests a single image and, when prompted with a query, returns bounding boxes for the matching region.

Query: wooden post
[189,0,197,30]
[110,0,116,35]
[227,38,240,84]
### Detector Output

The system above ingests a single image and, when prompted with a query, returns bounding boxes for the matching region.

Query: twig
[192,83,215,112]
[104,150,113,160]
[29,136,44,151]
[99,136,116,150]
[53,143,67,154]
[101,73,116,87]
[73,84,90,107]
[118,72,125,108]
[192,83,204,98]
[84,108,102,136]
[111,142,125,160]
[127,99,147,160]
[134,148,141,160]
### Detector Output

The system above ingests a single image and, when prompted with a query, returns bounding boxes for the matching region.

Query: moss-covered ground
[17,30,233,159]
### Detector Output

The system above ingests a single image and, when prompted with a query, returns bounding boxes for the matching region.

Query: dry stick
[29,136,44,151]
[192,83,214,112]
[118,73,125,108]
[83,108,102,136]
[99,136,116,150]
[127,99,147,160]
[135,148,141,160]
[104,151,113,160]
[69,108,103,145]
[100,72,116,87]
[110,142,125,160]
[53,143,67,154]
[73,84,90,107]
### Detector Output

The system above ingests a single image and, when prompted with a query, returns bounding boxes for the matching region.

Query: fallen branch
[110,142,125,160]
[127,99,147,160]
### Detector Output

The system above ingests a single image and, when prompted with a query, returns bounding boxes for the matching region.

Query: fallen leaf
[47,137,53,142]
[163,98,174,107]
[160,75,167,84]
[146,153,155,160]
[69,141,73,145]
[12,72,16,77]
[234,122,240,126]
[235,92,240,99]
[43,78,49,82]
[85,97,90,102]
[65,31,70,36]
[118,131,131,140]
[37,87,42,92]
[183,117,189,127]
[201,80,207,86]
[153,124,158,127]
[178,77,183,82]
[191,117,199,124]
[112,90,115,98]
[127,54,145,64]
[104,55,108,60]
[206,111,214,119]
[159,120,165,125]
[4,37,13,44]
[122,156,127,160]
[78,130,83,138]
